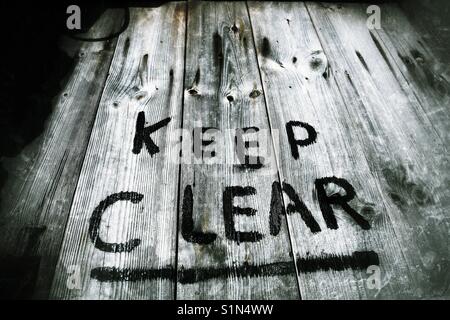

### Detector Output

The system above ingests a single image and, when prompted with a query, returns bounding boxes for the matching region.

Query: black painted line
[91,250,379,284]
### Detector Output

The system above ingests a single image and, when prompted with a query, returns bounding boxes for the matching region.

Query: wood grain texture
[304,1,449,298]
[0,1,448,300]
[248,1,415,299]
[50,4,186,299]
[0,10,122,299]
[369,3,450,146]
[176,1,298,299]
[400,0,450,66]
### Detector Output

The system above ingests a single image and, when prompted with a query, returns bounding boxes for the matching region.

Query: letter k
[132,111,171,156]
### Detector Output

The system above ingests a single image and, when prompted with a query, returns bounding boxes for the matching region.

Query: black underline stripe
[90,251,379,284]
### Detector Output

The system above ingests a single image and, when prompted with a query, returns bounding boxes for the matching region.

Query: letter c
[89,191,144,253]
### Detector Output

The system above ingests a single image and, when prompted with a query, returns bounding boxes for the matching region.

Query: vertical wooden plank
[304,2,449,298]
[176,1,298,299]
[50,3,186,299]
[369,3,450,145]
[248,1,428,299]
[0,10,122,299]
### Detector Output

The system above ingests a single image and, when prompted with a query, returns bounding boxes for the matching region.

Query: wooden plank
[303,2,449,298]
[249,2,414,299]
[400,0,450,67]
[50,4,186,299]
[248,1,419,299]
[176,1,299,299]
[369,3,450,145]
[0,10,122,299]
